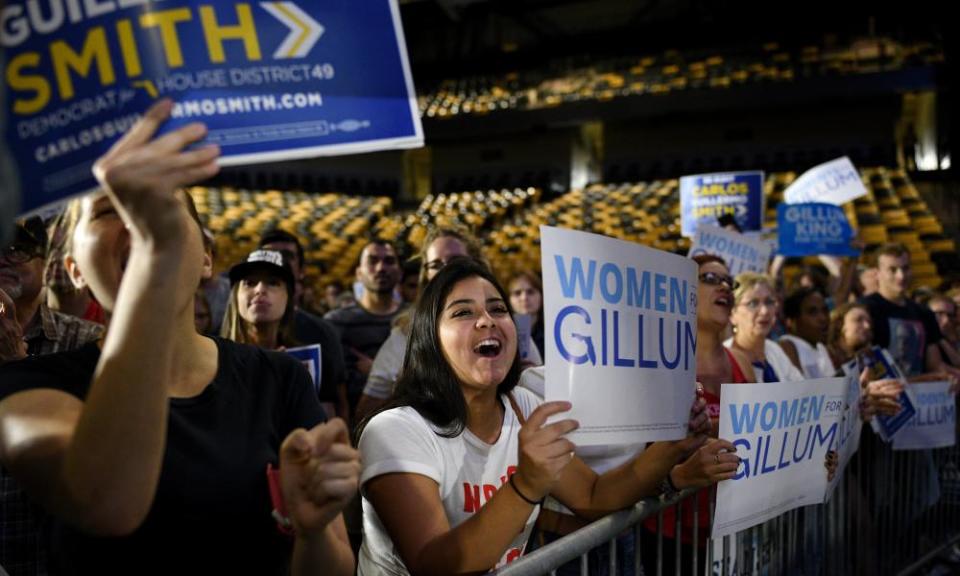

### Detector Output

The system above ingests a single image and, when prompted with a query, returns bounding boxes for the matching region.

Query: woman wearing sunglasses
[641,253,751,576]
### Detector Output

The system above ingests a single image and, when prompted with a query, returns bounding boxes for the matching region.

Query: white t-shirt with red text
[357,387,541,575]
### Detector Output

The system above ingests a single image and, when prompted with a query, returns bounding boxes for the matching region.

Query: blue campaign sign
[3,0,423,215]
[856,346,916,442]
[287,344,322,394]
[679,171,764,237]
[777,203,860,257]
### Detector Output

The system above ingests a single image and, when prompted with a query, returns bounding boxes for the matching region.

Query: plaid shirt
[23,304,103,357]
[2,304,102,576]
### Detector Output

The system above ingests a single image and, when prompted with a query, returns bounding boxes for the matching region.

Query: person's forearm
[292,521,355,576]
[411,482,536,575]
[574,441,683,519]
[834,257,856,303]
[61,248,187,534]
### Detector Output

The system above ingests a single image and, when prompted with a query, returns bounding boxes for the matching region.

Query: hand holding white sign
[670,391,713,461]
[514,401,579,502]
[712,378,847,538]
[860,372,904,421]
[688,390,711,436]
[541,226,699,446]
[671,438,740,490]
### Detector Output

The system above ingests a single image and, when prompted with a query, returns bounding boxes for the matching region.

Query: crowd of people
[0,102,957,576]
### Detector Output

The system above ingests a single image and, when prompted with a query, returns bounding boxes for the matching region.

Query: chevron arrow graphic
[261,2,324,59]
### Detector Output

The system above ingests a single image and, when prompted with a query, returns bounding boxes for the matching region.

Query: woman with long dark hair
[827,301,874,368]
[357,258,737,575]
[355,226,544,420]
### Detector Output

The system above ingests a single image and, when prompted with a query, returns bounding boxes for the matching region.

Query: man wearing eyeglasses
[0,216,103,364]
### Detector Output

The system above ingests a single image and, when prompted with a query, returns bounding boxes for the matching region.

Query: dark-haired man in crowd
[862,243,960,379]
[860,245,959,543]
[1,217,103,575]
[258,228,346,417]
[324,239,402,422]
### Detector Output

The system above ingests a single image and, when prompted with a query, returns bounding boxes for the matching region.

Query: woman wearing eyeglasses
[641,254,750,576]
[727,275,844,575]
[726,272,804,383]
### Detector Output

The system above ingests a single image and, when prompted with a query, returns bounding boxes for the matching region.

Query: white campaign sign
[827,370,863,499]
[688,224,773,275]
[783,157,868,206]
[540,226,698,446]
[712,378,847,538]
[893,381,957,451]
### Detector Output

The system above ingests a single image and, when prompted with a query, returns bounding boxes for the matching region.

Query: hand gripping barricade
[491,437,960,576]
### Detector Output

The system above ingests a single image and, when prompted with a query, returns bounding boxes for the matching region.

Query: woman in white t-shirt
[356,258,739,575]
[355,227,541,421]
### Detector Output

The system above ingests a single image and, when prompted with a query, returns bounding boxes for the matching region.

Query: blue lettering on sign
[700,231,759,262]
[599,263,623,303]
[731,422,838,480]
[554,255,688,315]
[626,269,652,309]
[660,318,681,369]
[613,312,634,367]
[556,256,596,300]
[555,306,595,365]
[654,274,667,312]
[905,404,956,428]
[553,305,696,370]
[729,396,825,435]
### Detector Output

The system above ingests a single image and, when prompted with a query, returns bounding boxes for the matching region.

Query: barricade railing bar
[492,436,960,576]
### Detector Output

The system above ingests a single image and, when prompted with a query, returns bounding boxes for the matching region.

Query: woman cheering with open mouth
[357,257,738,575]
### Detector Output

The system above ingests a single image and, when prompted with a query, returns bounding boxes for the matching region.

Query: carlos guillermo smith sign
[540,226,699,446]
[3,0,423,214]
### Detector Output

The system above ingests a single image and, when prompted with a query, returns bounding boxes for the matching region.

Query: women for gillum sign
[712,378,847,538]
[540,226,698,446]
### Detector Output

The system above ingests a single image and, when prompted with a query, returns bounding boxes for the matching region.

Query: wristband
[267,463,294,536]
[659,468,681,498]
[509,474,542,506]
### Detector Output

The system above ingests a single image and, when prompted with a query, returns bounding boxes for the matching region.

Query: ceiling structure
[396,0,948,83]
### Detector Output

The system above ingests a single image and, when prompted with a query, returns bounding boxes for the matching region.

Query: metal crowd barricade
[491,436,960,576]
